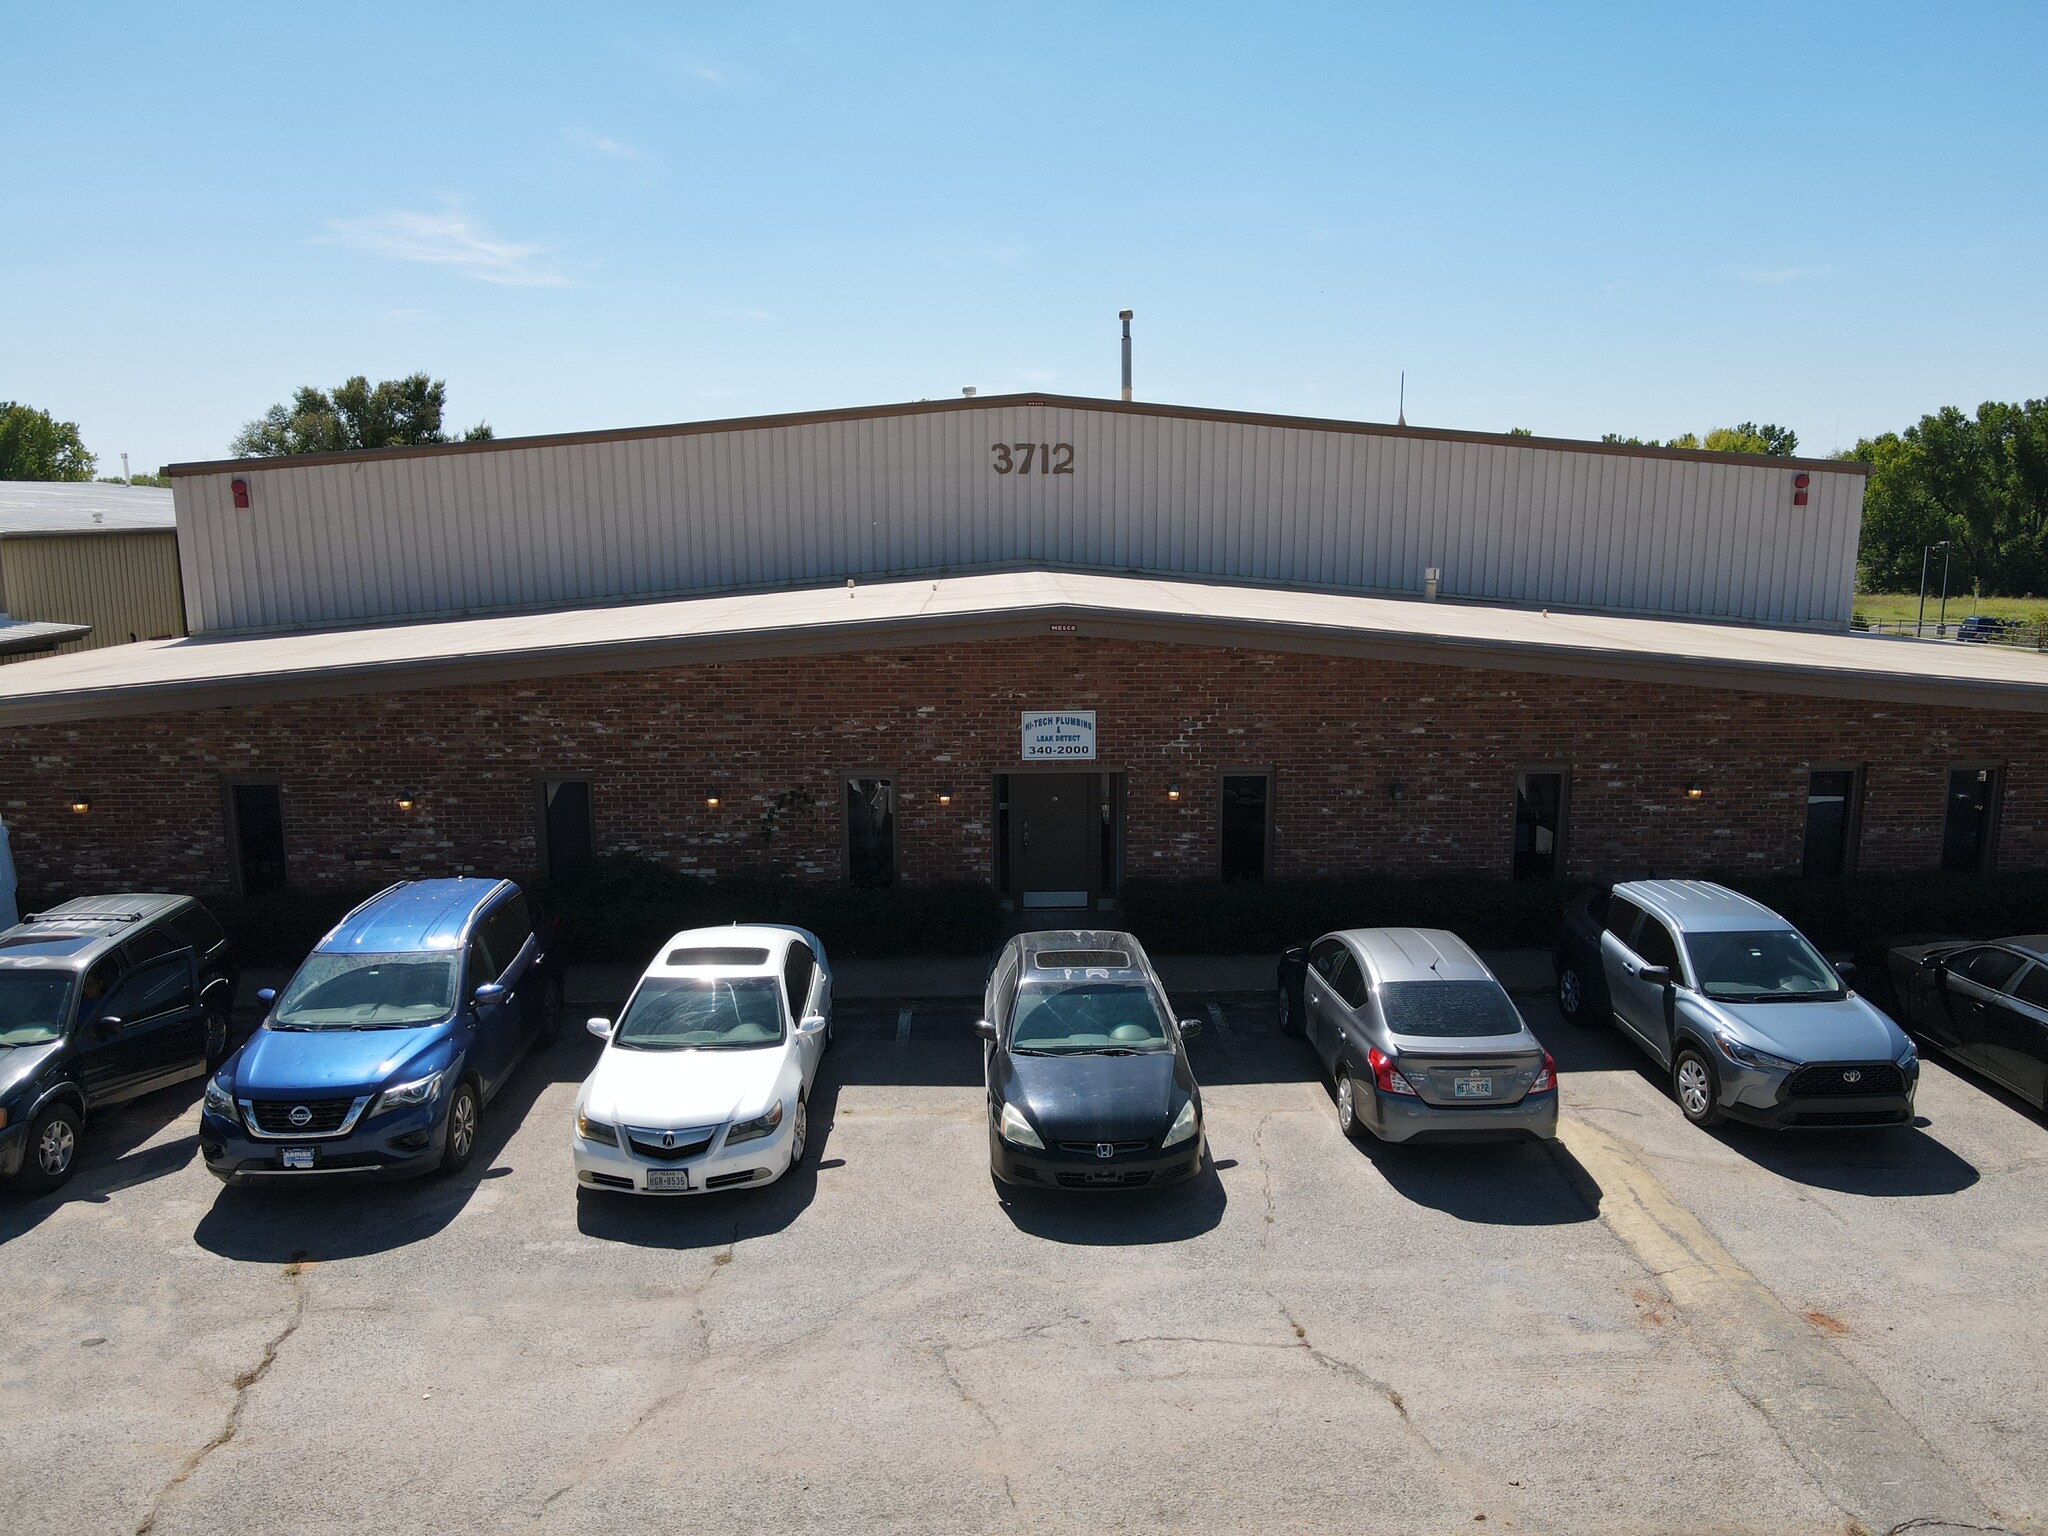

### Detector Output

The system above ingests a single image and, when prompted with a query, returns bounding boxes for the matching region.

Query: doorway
[227,781,288,896]
[999,771,1118,911]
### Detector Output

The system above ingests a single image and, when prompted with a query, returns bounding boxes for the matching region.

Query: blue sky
[5,2,2044,472]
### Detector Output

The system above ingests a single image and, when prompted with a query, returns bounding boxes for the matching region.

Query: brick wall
[1,635,2042,900]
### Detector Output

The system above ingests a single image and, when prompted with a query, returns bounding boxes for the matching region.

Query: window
[228,781,288,896]
[612,977,785,1050]
[102,955,193,1025]
[1309,939,1347,982]
[166,903,227,960]
[1954,947,2024,991]
[2017,966,2048,1011]
[1377,980,1525,1038]
[1512,771,1569,881]
[1219,773,1272,883]
[1684,931,1843,1002]
[1802,769,1861,878]
[1632,918,1683,973]
[272,954,461,1029]
[1604,896,1646,943]
[1942,768,2002,873]
[478,897,534,980]
[541,779,595,888]
[783,941,816,1019]
[1009,983,1171,1053]
[122,926,185,967]
[78,956,119,1012]
[846,777,896,889]
[1331,951,1369,1009]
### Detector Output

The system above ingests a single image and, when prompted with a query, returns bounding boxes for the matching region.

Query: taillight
[1530,1051,1557,1093]
[1367,1046,1419,1097]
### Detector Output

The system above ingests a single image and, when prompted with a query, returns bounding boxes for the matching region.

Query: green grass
[1853,592,2048,625]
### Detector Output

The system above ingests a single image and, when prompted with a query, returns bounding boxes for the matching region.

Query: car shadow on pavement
[191,1030,596,1264]
[992,1156,1227,1245]
[573,1069,841,1250]
[1711,1122,1979,1197]
[0,1078,212,1245]
[1351,1133,1601,1224]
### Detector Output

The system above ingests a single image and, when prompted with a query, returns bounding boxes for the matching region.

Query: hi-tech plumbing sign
[1020,710,1097,761]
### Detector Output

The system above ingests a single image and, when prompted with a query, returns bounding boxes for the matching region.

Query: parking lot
[4,982,2045,1536]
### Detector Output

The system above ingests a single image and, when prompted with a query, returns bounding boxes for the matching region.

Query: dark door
[120,927,207,1078]
[231,783,288,896]
[1938,946,2025,1071]
[478,895,539,1051]
[1802,771,1857,877]
[1941,769,1998,872]
[1220,774,1270,883]
[1012,774,1094,910]
[2003,965,2048,1105]
[74,955,130,1106]
[542,780,595,889]
[1512,773,1566,881]
[81,952,199,1103]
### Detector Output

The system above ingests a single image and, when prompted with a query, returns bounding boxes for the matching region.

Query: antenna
[1119,309,1134,402]
[1397,372,1406,428]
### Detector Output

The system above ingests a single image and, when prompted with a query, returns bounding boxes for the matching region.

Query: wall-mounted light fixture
[1389,781,1407,802]
[1792,471,1811,508]
[1166,780,1181,801]
[69,796,91,815]
[1684,781,1705,800]
[706,795,722,809]
[394,793,417,812]
[231,477,252,510]
[937,791,953,806]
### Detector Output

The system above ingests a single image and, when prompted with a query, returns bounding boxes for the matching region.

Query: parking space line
[895,1007,913,1050]
[1205,1002,1233,1041]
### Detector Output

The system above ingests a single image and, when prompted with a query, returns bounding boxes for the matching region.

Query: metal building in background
[166,394,1865,636]
[0,482,185,662]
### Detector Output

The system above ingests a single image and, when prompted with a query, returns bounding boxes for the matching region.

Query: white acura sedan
[572,925,832,1196]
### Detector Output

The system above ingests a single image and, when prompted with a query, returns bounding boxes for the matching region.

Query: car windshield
[272,952,460,1029]
[613,976,785,1050]
[0,970,75,1046]
[1009,982,1172,1054]
[1378,980,1525,1038]
[1685,930,1843,1002]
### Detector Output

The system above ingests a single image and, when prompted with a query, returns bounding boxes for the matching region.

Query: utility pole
[1917,540,1949,637]
[1937,542,1954,636]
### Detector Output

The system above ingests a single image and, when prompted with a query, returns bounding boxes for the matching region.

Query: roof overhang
[0,619,90,658]
[0,570,2042,725]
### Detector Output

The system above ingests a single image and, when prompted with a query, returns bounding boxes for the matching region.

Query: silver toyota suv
[1555,880,1918,1128]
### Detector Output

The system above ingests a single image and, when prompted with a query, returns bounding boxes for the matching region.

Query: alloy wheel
[1336,1071,1356,1134]
[1276,986,1290,1031]
[204,1011,229,1062]
[790,1098,808,1165]
[1559,968,1581,1015]
[450,1092,477,1160]
[38,1117,76,1178]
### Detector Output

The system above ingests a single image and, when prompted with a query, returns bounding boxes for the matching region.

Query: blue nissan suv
[200,879,561,1185]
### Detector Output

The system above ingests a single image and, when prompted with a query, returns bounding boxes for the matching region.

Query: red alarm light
[1793,472,1811,489]
[1793,491,1809,506]
[230,478,251,509]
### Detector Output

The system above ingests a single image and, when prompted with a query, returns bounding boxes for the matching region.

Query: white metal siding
[174,405,1863,635]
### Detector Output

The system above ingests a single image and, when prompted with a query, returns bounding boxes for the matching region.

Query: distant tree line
[0,402,96,480]
[1600,422,1800,456]
[231,373,492,457]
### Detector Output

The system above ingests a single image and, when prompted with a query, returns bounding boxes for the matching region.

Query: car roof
[1332,927,1495,985]
[1013,928,1154,982]
[318,878,510,954]
[0,893,193,969]
[1613,879,1790,933]
[644,924,799,977]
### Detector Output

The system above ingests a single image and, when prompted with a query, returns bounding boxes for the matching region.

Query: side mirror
[1178,1017,1204,1039]
[255,987,277,1005]
[1637,965,1673,987]
[93,1014,124,1039]
[473,982,508,1008]
[1834,960,1857,980]
[797,1013,827,1036]
[1282,945,1308,964]
[972,1018,998,1042]
[586,1017,613,1040]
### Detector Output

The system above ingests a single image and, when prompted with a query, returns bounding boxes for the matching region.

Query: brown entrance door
[1012,773,1095,910]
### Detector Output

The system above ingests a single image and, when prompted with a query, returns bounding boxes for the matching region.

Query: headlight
[379,1069,444,1111]
[575,1111,618,1146]
[998,1100,1044,1149]
[1161,1099,1199,1148]
[1716,1034,1798,1072]
[1897,1040,1919,1069]
[726,1099,785,1145]
[203,1075,235,1118]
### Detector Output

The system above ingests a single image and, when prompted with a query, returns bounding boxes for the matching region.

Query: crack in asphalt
[133,1264,306,1536]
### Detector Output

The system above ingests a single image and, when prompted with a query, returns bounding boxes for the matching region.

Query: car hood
[1694,993,1906,1063]
[1000,1050,1190,1142]
[0,1040,63,1103]
[583,1042,789,1128]
[232,1023,450,1095]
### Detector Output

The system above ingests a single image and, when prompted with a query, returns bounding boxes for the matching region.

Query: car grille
[1058,1139,1153,1157]
[1056,1169,1155,1189]
[246,1099,354,1135]
[626,1127,717,1161]
[1787,1063,1904,1098]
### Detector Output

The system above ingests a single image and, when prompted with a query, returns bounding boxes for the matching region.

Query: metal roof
[1,569,2045,726]
[0,618,92,657]
[0,481,175,538]
[318,879,507,955]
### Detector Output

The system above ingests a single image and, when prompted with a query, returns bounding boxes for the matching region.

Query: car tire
[1557,959,1605,1027]
[203,1005,233,1069]
[788,1095,809,1168]
[1672,1045,1725,1127]
[440,1078,481,1174]
[1277,983,1303,1038]
[1334,1066,1363,1140]
[15,1100,82,1195]
[536,978,565,1049]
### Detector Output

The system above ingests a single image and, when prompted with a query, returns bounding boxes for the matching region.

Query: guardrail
[1851,616,2048,649]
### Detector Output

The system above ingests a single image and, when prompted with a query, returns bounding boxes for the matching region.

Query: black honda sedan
[976,929,1204,1189]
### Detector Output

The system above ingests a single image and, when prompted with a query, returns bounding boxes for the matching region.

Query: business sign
[1021,710,1097,761]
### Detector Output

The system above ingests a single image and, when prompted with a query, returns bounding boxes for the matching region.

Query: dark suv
[0,894,240,1194]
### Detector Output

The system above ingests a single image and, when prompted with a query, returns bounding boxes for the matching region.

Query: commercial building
[0,395,2041,909]
[0,482,184,662]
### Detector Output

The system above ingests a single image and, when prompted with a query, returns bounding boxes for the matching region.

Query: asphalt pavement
[2,983,2044,1536]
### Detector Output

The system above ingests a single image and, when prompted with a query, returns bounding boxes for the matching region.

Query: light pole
[1917,540,1950,637]
[1938,542,1954,637]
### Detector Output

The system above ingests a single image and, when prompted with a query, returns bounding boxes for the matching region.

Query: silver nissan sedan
[1279,928,1558,1143]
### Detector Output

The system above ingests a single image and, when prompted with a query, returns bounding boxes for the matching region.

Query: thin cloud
[563,127,655,166]
[321,206,572,287]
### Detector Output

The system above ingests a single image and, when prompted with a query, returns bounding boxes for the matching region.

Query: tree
[1852,399,2048,596]
[1704,422,1798,456]
[231,373,493,457]
[0,402,96,480]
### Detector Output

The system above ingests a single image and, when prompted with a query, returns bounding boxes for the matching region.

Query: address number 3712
[992,442,1075,475]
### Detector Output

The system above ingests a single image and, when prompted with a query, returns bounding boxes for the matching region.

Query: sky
[4,2,2045,474]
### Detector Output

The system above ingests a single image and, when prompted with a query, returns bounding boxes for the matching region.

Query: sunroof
[1035,949,1132,970]
[665,946,770,967]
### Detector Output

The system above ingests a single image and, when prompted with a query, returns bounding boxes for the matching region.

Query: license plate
[646,1168,690,1192]
[281,1147,315,1169]
[1453,1077,1494,1099]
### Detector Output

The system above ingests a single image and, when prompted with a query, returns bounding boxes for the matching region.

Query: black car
[976,929,1205,1189]
[0,894,239,1193]
[1887,936,2048,1109]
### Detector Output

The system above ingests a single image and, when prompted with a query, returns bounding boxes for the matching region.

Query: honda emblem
[1095,1143,1114,1160]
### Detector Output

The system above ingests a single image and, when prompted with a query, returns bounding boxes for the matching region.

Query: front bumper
[200,1099,450,1185]
[1719,1055,1919,1129]
[988,1122,1203,1189]
[1363,1087,1559,1144]
[572,1116,796,1196]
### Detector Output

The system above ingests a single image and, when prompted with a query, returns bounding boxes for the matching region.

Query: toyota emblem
[1842,1069,1862,1084]
[288,1105,312,1128]
[1095,1143,1114,1160]
[662,1130,676,1148]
